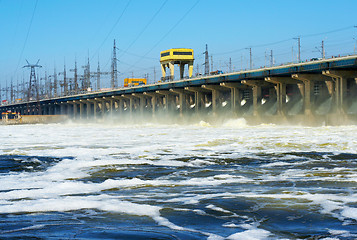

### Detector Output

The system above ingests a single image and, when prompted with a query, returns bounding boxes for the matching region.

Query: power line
[301,25,355,38]
[89,1,121,42]
[214,38,292,56]
[118,0,168,59]
[121,0,200,75]
[117,48,157,60]
[213,25,357,56]
[14,0,38,75]
[90,0,131,62]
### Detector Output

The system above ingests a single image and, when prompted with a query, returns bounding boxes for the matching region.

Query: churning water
[0,119,356,239]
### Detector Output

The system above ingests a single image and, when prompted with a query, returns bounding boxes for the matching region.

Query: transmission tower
[92,60,110,91]
[53,67,58,97]
[229,57,232,72]
[81,57,91,91]
[58,63,69,96]
[16,78,19,100]
[249,48,252,69]
[111,39,118,89]
[63,64,68,95]
[40,71,49,98]
[69,59,79,94]
[23,59,42,101]
[97,61,101,90]
[5,80,8,102]
[10,79,14,104]
[204,44,209,75]
[294,37,301,62]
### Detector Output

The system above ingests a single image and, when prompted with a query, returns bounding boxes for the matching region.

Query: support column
[79,101,84,119]
[188,61,193,78]
[156,90,176,113]
[169,62,174,79]
[322,70,355,114]
[121,94,134,117]
[72,101,78,119]
[112,96,124,116]
[132,93,146,117]
[169,89,189,117]
[161,64,166,79]
[180,63,185,79]
[60,103,66,115]
[241,80,268,117]
[109,98,114,118]
[292,74,331,116]
[265,77,300,116]
[202,85,227,116]
[85,100,92,119]
[220,82,247,116]
[96,97,108,118]
[87,99,98,119]
[184,87,210,115]
[67,101,77,119]
[144,92,160,117]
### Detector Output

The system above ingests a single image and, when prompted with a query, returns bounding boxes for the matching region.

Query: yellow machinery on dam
[160,48,194,81]
[124,78,147,87]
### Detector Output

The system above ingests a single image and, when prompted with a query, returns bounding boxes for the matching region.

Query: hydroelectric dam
[1,55,357,125]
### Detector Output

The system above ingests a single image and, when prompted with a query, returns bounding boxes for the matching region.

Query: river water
[0,119,356,239]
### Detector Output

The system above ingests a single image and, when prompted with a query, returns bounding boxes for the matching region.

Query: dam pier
[1,55,357,125]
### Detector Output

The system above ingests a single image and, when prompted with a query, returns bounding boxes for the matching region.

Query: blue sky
[0,0,357,90]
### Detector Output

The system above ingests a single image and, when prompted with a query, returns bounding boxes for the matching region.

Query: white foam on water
[198,120,212,127]
[164,193,234,205]
[206,204,232,214]
[0,194,209,236]
[1,224,46,234]
[328,229,350,235]
[341,207,357,221]
[226,228,271,240]
[222,118,247,128]
[260,161,293,167]
[327,229,356,239]
[226,191,357,224]
[222,222,240,228]
[0,195,161,216]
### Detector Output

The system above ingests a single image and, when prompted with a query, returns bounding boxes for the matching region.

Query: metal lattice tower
[111,39,118,89]
[58,63,68,96]
[69,59,78,94]
[23,59,42,101]
[97,61,101,90]
[63,64,68,95]
[53,66,58,97]
[89,60,110,91]
[10,79,14,103]
[204,44,209,75]
[82,57,91,91]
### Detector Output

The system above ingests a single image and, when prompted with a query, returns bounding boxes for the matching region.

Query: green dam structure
[1,55,357,125]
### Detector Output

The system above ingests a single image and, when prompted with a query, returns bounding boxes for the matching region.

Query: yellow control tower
[160,48,194,81]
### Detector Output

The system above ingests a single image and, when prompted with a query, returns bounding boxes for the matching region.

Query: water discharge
[0,120,356,239]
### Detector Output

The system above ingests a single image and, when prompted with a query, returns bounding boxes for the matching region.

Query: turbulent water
[0,119,356,239]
